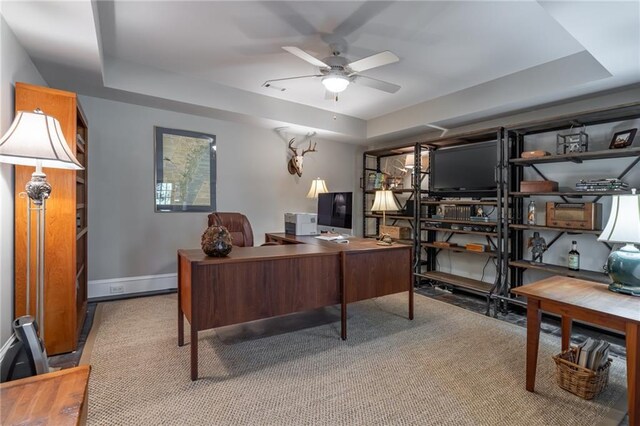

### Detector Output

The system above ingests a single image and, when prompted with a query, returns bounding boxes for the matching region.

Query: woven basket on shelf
[552,348,612,400]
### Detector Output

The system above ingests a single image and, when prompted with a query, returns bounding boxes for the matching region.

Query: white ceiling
[1,0,639,143]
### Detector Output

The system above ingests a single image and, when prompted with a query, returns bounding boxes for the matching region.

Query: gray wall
[79,95,361,296]
[0,14,48,344]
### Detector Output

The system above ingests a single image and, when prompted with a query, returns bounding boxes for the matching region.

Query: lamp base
[606,243,640,297]
[377,233,393,246]
[608,282,640,296]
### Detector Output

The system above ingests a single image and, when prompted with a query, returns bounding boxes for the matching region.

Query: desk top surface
[512,276,640,323]
[180,234,411,264]
[179,244,336,264]
[0,365,90,426]
[265,233,413,252]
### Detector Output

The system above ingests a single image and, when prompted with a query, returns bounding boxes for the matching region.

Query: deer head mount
[287,138,317,177]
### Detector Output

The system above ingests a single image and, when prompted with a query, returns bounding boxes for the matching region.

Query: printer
[284,212,318,235]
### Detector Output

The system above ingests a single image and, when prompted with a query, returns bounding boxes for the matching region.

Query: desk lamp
[372,189,400,245]
[597,188,640,296]
[306,178,328,198]
[0,109,84,340]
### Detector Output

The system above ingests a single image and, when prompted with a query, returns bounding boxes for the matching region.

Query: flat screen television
[430,141,497,197]
[317,192,353,234]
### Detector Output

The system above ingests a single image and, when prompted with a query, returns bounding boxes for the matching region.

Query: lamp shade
[405,152,429,169]
[598,190,640,244]
[371,190,400,212]
[0,110,83,170]
[306,178,328,198]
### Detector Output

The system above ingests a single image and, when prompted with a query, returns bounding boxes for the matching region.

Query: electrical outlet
[109,285,124,295]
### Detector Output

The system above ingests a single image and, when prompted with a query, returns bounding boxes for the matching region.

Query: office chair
[207,212,277,247]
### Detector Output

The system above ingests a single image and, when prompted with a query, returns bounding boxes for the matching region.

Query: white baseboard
[88,273,177,299]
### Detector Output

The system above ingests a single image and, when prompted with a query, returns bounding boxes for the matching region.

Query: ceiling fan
[263,45,401,96]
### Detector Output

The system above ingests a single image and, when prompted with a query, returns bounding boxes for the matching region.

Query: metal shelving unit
[497,102,640,313]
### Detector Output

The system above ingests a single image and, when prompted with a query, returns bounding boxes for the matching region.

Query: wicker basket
[552,348,612,400]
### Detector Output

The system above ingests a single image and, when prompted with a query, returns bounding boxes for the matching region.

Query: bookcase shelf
[14,83,89,355]
[509,260,609,284]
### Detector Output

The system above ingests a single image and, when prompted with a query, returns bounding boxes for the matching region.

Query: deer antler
[288,138,298,156]
[301,140,317,157]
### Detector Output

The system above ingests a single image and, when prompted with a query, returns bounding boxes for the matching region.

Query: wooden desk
[512,276,640,425]
[0,365,90,425]
[178,235,412,380]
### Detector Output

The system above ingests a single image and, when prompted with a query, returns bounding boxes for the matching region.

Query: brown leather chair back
[207,212,254,247]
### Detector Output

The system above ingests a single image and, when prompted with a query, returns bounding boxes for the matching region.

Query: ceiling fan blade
[262,75,322,86]
[282,46,329,68]
[348,51,399,73]
[353,75,401,94]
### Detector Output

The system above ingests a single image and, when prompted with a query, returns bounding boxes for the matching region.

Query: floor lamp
[0,109,83,341]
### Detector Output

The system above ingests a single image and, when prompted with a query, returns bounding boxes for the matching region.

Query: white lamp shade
[405,153,429,169]
[371,190,400,212]
[598,191,640,244]
[0,110,83,170]
[322,75,350,93]
[405,154,415,168]
[306,178,328,198]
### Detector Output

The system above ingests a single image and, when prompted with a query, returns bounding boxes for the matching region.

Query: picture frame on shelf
[609,128,637,149]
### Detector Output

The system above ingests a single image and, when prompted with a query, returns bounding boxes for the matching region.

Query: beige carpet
[86,293,627,425]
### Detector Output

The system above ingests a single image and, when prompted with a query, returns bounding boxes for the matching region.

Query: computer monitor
[317,192,353,235]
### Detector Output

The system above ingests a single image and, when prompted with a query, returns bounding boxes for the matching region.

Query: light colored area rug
[86,293,627,425]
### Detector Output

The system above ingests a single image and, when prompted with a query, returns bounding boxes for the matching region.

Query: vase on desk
[201,225,233,257]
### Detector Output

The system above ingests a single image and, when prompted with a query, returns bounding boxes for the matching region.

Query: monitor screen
[317,192,353,231]
[431,141,497,196]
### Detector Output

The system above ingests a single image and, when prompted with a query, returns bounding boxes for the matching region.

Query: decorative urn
[201,225,233,257]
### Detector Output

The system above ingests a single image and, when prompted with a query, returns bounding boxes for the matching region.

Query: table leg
[340,252,347,341]
[190,327,198,381]
[526,299,541,392]
[408,256,414,321]
[178,306,184,347]
[177,253,184,347]
[561,315,572,352]
[626,322,639,426]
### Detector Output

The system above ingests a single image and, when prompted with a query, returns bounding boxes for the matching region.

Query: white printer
[284,213,318,235]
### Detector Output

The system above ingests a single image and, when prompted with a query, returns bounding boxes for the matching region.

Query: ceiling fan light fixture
[322,75,350,93]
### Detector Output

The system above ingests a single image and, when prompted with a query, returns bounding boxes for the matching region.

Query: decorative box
[521,150,550,159]
[520,180,558,193]
[380,225,411,240]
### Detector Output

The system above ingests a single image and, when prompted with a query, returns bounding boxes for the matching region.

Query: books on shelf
[573,338,610,370]
[575,178,628,192]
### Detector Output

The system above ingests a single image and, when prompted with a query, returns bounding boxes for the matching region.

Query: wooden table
[512,276,640,425]
[0,365,91,425]
[178,235,412,380]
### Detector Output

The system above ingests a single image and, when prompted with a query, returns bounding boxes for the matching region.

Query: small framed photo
[609,128,637,149]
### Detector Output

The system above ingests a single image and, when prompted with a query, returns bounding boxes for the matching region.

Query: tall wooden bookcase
[13,82,88,355]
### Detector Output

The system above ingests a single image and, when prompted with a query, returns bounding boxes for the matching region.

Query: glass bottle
[527,201,536,225]
[568,240,580,271]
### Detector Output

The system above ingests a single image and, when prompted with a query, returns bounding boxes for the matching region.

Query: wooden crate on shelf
[380,225,411,240]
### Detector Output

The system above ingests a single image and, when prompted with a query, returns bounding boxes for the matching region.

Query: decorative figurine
[557,125,589,154]
[201,225,233,257]
[476,206,486,218]
[528,231,547,263]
